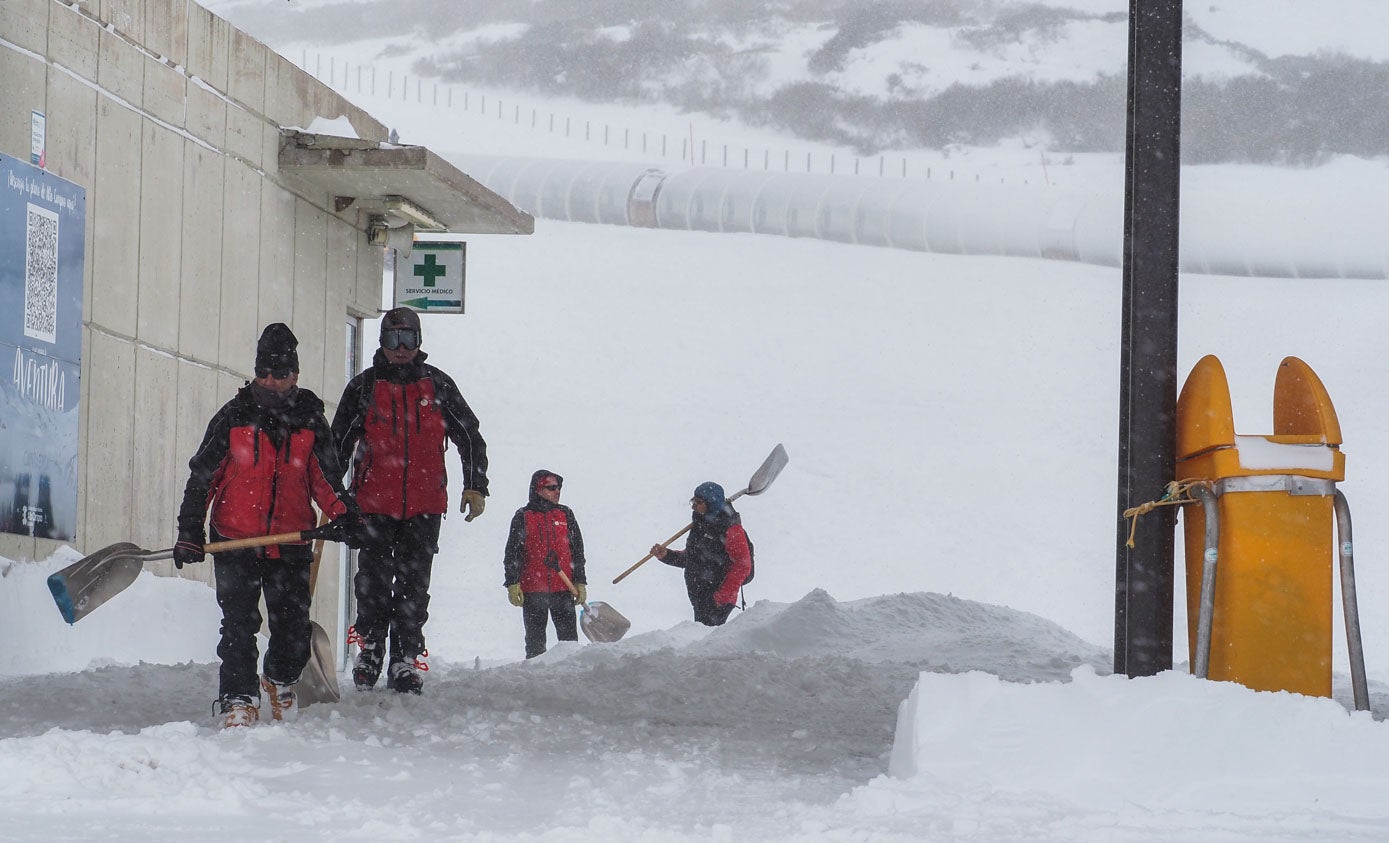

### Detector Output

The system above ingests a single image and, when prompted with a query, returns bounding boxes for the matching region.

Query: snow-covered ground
[10,548,1389,840]
[6,2,1389,839]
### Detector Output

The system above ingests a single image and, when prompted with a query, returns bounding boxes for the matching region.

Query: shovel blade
[291,621,341,706]
[47,543,147,624]
[580,601,631,643]
[744,443,789,496]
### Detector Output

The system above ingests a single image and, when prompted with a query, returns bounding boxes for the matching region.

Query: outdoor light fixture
[367,215,416,257]
[382,196,446,231]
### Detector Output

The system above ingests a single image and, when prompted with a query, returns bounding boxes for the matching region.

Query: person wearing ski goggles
[331,307,489,694]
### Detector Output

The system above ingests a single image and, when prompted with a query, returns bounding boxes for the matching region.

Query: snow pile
[4,558,1388,840]
[870,667,1389,840]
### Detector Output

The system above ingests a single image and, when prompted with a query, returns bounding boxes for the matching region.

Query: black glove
[173,534,205,569]
[319,512,363,549]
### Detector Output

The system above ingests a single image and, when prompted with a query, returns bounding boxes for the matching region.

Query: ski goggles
[255,366,296,380]
[381,327,421,351]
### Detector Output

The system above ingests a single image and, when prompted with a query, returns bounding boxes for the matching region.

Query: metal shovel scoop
[554,567,630,643]
[47,527,337,624]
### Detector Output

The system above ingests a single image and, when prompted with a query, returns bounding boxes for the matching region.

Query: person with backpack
[649,481,752,626]
[501,470,589,658]
[331,307,489,694]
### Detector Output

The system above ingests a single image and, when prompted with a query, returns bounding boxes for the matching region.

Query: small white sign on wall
[30,111,45,168]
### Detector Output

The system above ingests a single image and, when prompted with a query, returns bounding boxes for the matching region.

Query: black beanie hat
[255,323,299,374]
[381,307,422,343]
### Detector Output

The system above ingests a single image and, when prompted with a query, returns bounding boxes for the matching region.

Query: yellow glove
[507,584,524,607]
[574,584,587,605]
[462,490,486,522]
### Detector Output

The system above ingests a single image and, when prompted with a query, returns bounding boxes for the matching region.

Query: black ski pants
[213,545,313,700]
[353,513,441,664]
[688,585,735,627]
[522,590,578,658]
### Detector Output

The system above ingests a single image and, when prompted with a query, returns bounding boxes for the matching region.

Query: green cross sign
[413,253,448,287]
[397,241,465,314]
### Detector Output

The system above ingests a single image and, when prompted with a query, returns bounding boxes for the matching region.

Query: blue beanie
[693,481,725,515]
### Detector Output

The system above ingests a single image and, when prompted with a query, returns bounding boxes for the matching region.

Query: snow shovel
[612,443,789,584]
[291,525,342,706]
[553,566,630,643]
[47,525,340,625]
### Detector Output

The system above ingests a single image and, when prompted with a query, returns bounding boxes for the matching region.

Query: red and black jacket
[332,349,488,520]
[502,471,587,594]
[178,384,350,558]
[660,507,751,606]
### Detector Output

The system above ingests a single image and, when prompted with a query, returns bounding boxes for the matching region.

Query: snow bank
[874,665,1389,839]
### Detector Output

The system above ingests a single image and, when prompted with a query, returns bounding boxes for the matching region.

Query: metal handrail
[1333,490,1370,711]
[1191,482,1219,680]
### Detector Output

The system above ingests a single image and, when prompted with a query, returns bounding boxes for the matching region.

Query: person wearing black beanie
[175,322,362,727]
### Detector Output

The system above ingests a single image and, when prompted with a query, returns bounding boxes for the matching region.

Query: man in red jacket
[176,323,360,728]
[332,307,489,693]
[501,470,588,658]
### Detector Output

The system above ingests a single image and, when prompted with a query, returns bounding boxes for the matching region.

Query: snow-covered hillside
[205,0,1389,160]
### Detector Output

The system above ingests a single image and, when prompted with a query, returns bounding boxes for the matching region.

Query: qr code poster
[0,153,86,540]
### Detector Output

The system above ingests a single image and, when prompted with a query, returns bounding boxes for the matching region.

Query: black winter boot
[353,641,384,691]
[387,660,423,695]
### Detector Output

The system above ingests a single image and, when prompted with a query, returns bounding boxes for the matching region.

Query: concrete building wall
[1,0,388,636]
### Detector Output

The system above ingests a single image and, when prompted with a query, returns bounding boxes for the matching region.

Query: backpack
[742,533,755,585]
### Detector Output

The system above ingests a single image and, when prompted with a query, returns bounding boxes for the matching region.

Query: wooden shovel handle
[555,567,582,602]
[204,531,310,553]
[612,522,693,584]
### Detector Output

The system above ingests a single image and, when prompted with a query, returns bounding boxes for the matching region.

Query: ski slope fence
[452,155,1389,280]
[294,51,1389,279]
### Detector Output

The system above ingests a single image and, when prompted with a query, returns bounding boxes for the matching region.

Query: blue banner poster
[0,153,85,541]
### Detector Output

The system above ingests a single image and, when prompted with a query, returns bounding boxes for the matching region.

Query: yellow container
[1175,355,1343,697]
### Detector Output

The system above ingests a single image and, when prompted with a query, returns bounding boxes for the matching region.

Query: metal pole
[1333,490,1370,711]
[1190,483,1218,680]
[1114,0,1184,677]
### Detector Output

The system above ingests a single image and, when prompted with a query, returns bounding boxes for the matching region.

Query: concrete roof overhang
[277,130,535,235]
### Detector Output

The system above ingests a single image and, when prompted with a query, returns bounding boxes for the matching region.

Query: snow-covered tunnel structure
[454,155,1389,280]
